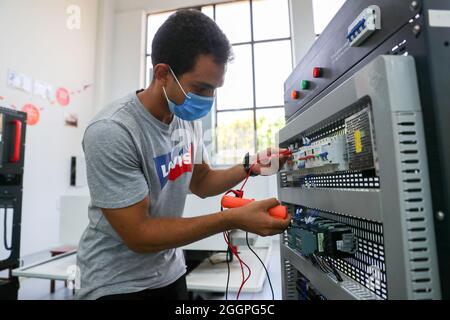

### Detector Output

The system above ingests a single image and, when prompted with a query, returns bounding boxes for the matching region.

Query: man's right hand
[228,198,292,237]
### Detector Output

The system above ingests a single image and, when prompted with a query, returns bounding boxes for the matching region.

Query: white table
[12,245,274,297]
[12,251,77,281]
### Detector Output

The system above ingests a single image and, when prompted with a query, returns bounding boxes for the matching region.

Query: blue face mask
[163,67,216,121]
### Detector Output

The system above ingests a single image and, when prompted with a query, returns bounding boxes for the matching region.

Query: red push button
[291,91,301,100]
[313,67,323,78]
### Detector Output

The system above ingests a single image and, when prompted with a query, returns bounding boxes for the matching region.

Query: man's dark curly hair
[151,9,233,77]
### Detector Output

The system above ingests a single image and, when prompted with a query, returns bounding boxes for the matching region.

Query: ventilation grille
[282,232,298,300]
[283,258,299,300]
[280,170,380,189]
[340,281,382,300]
[396,112,435,299]
[306,120,346,143]
[301,171,379,189]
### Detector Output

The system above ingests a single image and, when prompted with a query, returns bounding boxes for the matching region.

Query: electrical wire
[312,253,343,283]
[246,232,275,300]
[324,258,344,282]
[222,163,257,300]
[222,161,279,300]
[225,243,231,300]
[230,232,252,299]
[239,169,252,192]
[223,229,251,300]
[309,254,328,274]
[313,254,333,274]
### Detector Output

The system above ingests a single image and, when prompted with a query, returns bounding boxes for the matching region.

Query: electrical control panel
[279,55,441,300]
[280,0,450,301]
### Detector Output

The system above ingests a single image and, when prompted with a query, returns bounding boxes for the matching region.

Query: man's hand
[228,198,292,237]
[250,148,292,176]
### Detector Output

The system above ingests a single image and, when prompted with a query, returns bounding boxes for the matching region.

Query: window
[208,0,292,165]
[312,0,347,35]
[145,0,293,165]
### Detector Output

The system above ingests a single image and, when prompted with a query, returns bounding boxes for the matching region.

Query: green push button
[301,80,310,90]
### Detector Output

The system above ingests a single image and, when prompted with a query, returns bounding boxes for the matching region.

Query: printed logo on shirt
[154,144,193,189]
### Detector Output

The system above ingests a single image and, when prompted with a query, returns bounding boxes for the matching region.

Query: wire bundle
[222,164,275,300]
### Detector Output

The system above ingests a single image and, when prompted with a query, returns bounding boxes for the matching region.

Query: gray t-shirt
[76,91,207,300]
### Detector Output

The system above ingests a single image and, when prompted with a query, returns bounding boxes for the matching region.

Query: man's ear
[153,64,171,85]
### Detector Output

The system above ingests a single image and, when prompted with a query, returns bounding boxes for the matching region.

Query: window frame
[211,0,293,161]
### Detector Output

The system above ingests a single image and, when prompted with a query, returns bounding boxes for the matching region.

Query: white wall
[0,0,99,256]
[110,10,147,102]
[93,0,116,113]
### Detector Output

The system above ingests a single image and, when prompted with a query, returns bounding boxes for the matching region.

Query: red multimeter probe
[220,150,291,219]
[220,151,290,220]
[221,195,288,219]
[280,149,293,157]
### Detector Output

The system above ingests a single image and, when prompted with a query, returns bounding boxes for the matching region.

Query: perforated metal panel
[281,232,299,300]
[285,206,388,299]
[281,170,380,190]
[394,112,438,299]
[320,211,387,299]
[278,56,441,300]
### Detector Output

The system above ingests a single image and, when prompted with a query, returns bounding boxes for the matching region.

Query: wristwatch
[243,152,258,177]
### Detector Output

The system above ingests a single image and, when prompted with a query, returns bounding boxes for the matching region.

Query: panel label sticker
[355,130,363,154]
[429,10,450,28]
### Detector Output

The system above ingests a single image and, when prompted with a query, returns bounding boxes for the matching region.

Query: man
[76,9,291,300]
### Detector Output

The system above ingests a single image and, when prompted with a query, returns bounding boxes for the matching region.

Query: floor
[17,238,283,300]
